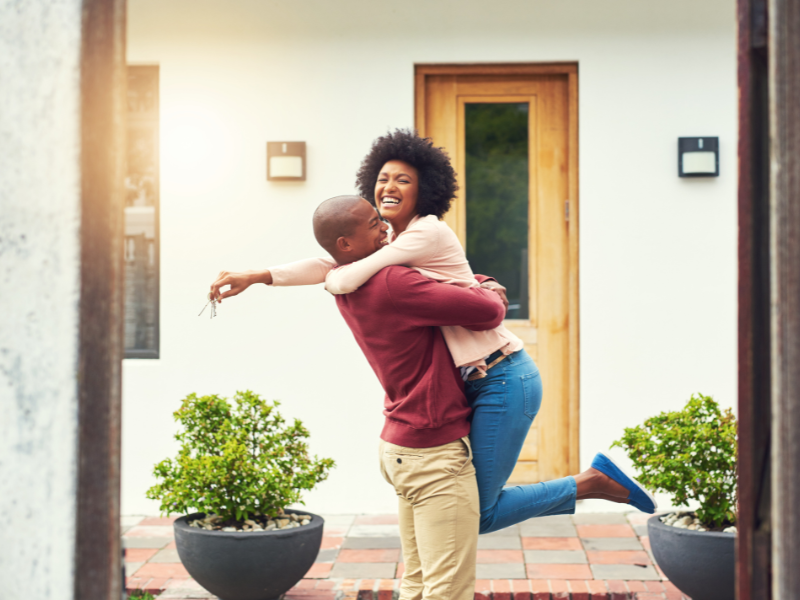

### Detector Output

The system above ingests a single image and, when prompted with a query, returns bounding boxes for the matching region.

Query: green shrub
[611,393,737,528]
[146,390,335,523]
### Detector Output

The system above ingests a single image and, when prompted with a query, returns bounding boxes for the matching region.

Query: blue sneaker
[590,452,658,514]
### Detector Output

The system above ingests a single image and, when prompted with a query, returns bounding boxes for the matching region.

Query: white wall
[124,0,737,515]
[0,0,82,595]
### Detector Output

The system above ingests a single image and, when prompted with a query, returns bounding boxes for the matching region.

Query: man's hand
[209,269,272,303]
[479,280,509,312]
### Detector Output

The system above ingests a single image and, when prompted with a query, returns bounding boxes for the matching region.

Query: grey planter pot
[174,509,324,600]
[647,514,735,600]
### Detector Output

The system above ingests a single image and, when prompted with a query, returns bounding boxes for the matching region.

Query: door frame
[414,63,580,475]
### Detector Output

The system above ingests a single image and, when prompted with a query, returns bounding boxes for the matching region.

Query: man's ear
[335,236,351,253]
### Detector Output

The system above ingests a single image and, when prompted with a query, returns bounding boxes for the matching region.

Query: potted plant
[612,393,737,600]
[147,390,335,600]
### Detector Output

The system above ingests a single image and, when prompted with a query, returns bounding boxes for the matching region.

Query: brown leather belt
[466,349,508,381]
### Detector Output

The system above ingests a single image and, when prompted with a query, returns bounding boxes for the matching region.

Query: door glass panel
[464,103,529,319]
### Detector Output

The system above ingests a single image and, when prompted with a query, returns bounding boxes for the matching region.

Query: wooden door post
[76,0,127,597]
[768,0,800,596]
[737,0,772,598]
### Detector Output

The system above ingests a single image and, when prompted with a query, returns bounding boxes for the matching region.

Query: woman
[211,130,655,532]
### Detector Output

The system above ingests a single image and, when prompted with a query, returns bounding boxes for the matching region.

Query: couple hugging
[209,130,656,600]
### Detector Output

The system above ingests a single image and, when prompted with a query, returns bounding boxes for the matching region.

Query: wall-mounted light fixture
[678,137,719,177]
[267,142,306,181]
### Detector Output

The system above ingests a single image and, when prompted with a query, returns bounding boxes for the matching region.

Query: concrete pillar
[0,0,126,598]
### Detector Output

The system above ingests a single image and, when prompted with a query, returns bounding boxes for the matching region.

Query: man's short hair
[312,195,365,255]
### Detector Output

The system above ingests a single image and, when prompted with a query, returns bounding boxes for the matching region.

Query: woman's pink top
[269,215,524,368]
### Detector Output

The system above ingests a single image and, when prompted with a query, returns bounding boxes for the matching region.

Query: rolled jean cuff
[543,475,578,516]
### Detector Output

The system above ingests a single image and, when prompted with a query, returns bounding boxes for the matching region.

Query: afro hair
[355,129,458,220]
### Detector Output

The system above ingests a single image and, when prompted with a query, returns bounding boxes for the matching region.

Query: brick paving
[122,512,690,600]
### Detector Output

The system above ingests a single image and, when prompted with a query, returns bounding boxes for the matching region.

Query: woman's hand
[209,269,273,303]
[479,280,509,312]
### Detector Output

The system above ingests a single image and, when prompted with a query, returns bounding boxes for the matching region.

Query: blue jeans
[464,349,576,533]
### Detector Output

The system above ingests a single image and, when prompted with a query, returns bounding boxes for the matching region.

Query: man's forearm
[388,268,505,330]
[457,287,505,331]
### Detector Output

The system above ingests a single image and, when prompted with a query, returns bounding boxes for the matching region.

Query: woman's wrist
[249,269,273,286]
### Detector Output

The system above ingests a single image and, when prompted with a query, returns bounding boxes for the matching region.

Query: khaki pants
[379,438,480,600]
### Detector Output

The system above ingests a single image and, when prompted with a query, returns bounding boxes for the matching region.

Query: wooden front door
[415,64,579,483]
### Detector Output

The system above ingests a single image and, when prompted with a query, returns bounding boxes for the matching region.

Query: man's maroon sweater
[335,266,505,448]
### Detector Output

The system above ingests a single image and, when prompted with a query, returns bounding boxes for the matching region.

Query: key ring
[199,292,217,319]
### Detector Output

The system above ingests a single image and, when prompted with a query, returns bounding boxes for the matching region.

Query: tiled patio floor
[123,512,689,600]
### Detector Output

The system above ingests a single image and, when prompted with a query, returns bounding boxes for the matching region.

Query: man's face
[341,199,389,262]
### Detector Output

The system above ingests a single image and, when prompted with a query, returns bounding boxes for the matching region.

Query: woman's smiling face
[374,160,419,234]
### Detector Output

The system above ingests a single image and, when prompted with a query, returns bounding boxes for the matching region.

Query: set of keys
[199,293,217,319]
